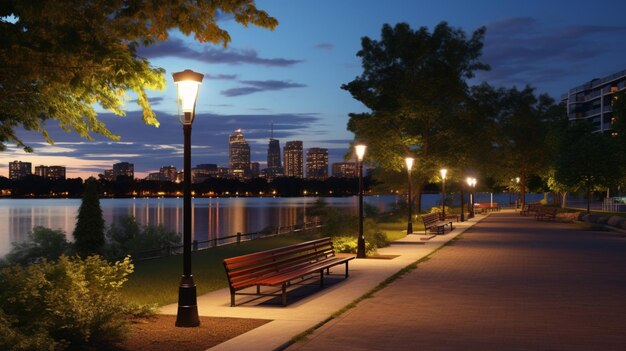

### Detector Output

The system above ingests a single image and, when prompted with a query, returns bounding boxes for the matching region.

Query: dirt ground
[114,314,271,351]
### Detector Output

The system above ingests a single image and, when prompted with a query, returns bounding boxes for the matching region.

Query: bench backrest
[421,213,440,227]
[223,237,336,290]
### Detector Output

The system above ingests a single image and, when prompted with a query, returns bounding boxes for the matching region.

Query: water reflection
[0,196,399,258]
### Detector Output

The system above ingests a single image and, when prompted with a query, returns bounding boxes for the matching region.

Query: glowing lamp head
[355,144,366,161]
[405,157,414,171]
[440,168,447,180]
[173,69,204,116]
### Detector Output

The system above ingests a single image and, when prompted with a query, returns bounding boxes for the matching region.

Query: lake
[0,192,547,258]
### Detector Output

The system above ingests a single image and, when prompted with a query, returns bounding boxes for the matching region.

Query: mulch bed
[114,314,271,351]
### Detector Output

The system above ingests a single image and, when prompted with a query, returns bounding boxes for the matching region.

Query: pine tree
[73,177,105,256]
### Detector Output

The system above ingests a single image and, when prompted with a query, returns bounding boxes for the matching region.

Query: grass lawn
[122,232,321,306]
[122,217,422,307]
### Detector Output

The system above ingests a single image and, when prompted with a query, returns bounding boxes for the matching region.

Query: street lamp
[405,157,414,234]
[355,144,367,258]
[466,177,477,219]
[173,69,204,327]
[440,168,447,218]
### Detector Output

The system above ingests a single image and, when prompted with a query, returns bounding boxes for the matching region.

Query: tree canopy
[342,21,488,210]
[0,0,277,151]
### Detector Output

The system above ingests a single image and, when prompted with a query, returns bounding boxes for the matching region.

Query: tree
[73,177,105,256]
[555,121,622,213]
[494,86,565,208]
[5,226,70,265]
[0,1,277,151]
[342,22,488,211]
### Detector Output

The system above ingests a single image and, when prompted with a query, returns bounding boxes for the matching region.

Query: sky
[3,0,626,179]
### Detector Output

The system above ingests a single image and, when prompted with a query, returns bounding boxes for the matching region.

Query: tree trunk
[586,185,591,213]
[561,192,567,208]
[520,171,527,209]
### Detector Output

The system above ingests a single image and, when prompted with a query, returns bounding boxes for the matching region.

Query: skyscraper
[283,141,303,178]
[112,162,134,179]
[267,138,282,179]
[229,129,251,178]
[35,165,66,180]
[332,162,357,178]
[9,161,32,180]
[306,148,329,180]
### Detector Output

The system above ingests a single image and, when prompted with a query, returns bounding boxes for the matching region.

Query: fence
[132,220,323,261]
[602,197,626,213]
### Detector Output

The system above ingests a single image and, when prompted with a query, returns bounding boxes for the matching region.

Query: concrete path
[160,212,484,350]
[288,211,626,351]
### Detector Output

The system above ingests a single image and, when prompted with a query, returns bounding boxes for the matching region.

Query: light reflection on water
[0,193,550,258]
[0,196,400,258]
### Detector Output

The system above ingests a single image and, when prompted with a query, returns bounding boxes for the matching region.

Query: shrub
[0,255,137,350]
[331,236,377,255]
[607,216,626,228]
[106,216,181,260]
[5,227,71,265]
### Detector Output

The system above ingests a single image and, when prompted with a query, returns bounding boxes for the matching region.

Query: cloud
[314,43,334,50]
[138,39,304,67]
[204,73,237,80]
[129,97,164,106]
[476,17,626,96]
[221,80,307,97]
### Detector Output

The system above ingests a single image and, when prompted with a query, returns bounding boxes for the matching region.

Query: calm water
[0,196,400,258]
[0,193,547,258]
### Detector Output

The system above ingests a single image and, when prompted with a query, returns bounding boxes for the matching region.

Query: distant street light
[173,69,204,328]
[355,144,367,258]
[440,168,447,218]
[405,157,414,234]
[467,177,477,219]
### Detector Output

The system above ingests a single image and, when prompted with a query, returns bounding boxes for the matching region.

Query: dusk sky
[2,0,626,179]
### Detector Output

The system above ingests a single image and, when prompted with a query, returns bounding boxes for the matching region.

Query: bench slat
[223,237,355,306]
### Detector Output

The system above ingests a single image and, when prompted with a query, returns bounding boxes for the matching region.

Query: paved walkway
[160,212,484,350]
[288,211,626,351]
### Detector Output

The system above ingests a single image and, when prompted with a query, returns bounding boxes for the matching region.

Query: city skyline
[2,0,626,178]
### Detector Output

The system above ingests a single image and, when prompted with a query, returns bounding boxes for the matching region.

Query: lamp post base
[356,237,366,258]
[175,275,200,327]
[407,222,413,234]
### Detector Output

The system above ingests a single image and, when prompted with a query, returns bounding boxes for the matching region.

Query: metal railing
[132,221,324,261]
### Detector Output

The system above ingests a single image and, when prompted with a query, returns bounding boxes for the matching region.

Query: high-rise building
[332,162,357,178]
[112,162,134,179]
[561,68,626,133]
[35,165,66,180]
[250,162,260,178]
[283,141,303,178]
[229,129,251,178]
[266,138,283,179]
[306,148,329,180]
[191,164,218,183]
[160,166,177,182]
[9,161,32,180]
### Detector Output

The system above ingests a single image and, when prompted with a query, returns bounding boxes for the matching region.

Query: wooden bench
[223,237,355,306]
[420,212,453,234]
[535,207,558,221]
[520,203,541,216]
[475,202,500,213]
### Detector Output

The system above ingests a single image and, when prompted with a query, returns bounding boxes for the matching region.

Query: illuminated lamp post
[405,157,414,234]
[355,144,367,258]
[440,168,447,218]
[173,69,204,327]
[467,177,477,219]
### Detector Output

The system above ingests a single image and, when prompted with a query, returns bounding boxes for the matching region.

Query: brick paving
[288,212,626,351]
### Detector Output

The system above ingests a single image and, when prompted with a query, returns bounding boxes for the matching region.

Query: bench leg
[230,290,235,307]
[345,261,349,278]
[282,284,287,306]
